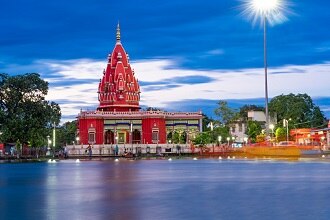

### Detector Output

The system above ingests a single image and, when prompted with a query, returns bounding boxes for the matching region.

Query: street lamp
[283,119,291,142]
[47,138,52,156]
[241,0,289,137]
[52,122,56,157]
[243,137,248,145]
[46,135,51,156]
[218,136,222,145]
[269,124,275,140]
[76,136,80,145]
[130,122,133,153]
[226,137,230,146]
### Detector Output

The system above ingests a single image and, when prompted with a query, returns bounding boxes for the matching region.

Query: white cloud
[6,58,330,122]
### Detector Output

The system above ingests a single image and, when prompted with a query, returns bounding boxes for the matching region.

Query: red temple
[77,24,203,145]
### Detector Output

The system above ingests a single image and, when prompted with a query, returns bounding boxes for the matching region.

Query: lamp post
[218,136,222,145]
[243,137,248,146]
[232,137,236,147]
[52,122,56,157]
[269,124,274,140]
[46,135,51,156]
[242,0,289,137]
[283,119,291,142]
[130,122,133,153]
[226,137,230,146]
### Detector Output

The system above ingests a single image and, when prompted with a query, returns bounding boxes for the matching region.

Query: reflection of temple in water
[77,24,203,145]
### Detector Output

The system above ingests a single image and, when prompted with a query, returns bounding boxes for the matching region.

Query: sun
[240,0,291,26]
[252,0,280,12]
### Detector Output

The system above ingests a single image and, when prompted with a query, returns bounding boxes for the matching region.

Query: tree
[192,132,211,147]
[214,100,238,125]
[145,107,162,111]
[210,126,230,144]
[275,127,286,142]
[57,120,77,146]
[269,93,326,129]
[0,73,61,147]
[202,114,213,131]
[246,120,262,143]
[239,105,264,119]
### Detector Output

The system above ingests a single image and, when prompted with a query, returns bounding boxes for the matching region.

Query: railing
[67,144,194,156]
[65,144,237,156]
[78,110,203,118]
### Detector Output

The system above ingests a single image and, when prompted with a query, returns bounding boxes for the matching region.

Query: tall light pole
[241,0,289,138]
[47,135,51,156]
[53,122,56,157]
[269,124,275,140]
[218,136,222,145]
[283,119,291,143]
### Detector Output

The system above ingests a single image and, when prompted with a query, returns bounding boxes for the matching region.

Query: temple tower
[97,23,140,111]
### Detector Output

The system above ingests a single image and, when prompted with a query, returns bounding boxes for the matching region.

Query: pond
[1,158,330,220]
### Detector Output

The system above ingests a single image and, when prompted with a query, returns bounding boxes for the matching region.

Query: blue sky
[1,0,330,122]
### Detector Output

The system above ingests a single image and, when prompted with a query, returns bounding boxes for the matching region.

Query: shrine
[77,24,203,145]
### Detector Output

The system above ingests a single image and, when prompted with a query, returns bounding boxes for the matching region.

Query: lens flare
[252,0,280,12]
[240,0,291,26]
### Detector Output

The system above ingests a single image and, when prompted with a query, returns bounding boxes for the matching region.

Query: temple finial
[116,22,121,42]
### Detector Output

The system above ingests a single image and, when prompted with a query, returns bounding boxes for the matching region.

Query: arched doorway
[182,131,187,144]
[167,132,173,143]
[104,130,114,144]
[132,129,141,144]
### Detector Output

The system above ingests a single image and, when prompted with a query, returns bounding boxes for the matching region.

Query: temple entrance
[132,129,141,144]
[118,132,126,144]
[104,130,114,144]
[167,132,173,143]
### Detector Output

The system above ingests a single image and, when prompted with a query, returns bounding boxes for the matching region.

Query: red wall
[79,118,104,145]
[79,117,168,145]
[142,117,166,144]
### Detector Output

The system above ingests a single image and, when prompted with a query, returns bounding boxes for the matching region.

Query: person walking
[115,144,119,156]
[87,144,92,158]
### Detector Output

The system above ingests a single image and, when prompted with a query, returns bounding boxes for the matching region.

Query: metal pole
[53,122,56,157]
[264,15,269,138]
[286,120,289,142]
[130,122,133,153]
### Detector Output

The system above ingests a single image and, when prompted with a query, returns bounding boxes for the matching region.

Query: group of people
[85,144,120,158]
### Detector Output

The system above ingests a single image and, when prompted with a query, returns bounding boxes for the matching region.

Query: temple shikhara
[77,24,203,146]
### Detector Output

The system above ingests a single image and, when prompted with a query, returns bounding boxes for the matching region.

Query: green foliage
[246,120,262,143]
[269,93,326,128]
[193,132,211,147]
[210,126,230,143]
[146,107,162,111]
[256,133,266,143]
[0,73,61,147]
[172,130,186,144]
[202,114,212,131]
[239,105,264,120]
[214,100,238,125]
[275,127,287,142]
[57,120,77,146]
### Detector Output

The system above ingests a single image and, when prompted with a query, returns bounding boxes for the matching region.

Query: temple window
[152,130,159,143]
[88,132,95,144]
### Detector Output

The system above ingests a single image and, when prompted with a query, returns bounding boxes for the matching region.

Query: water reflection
[1,159,330,220]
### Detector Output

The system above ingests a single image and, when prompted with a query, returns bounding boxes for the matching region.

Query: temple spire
[116,22,121,42]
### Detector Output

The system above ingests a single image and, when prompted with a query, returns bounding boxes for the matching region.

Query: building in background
[77,24,203,146]
[230,110,277,143]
